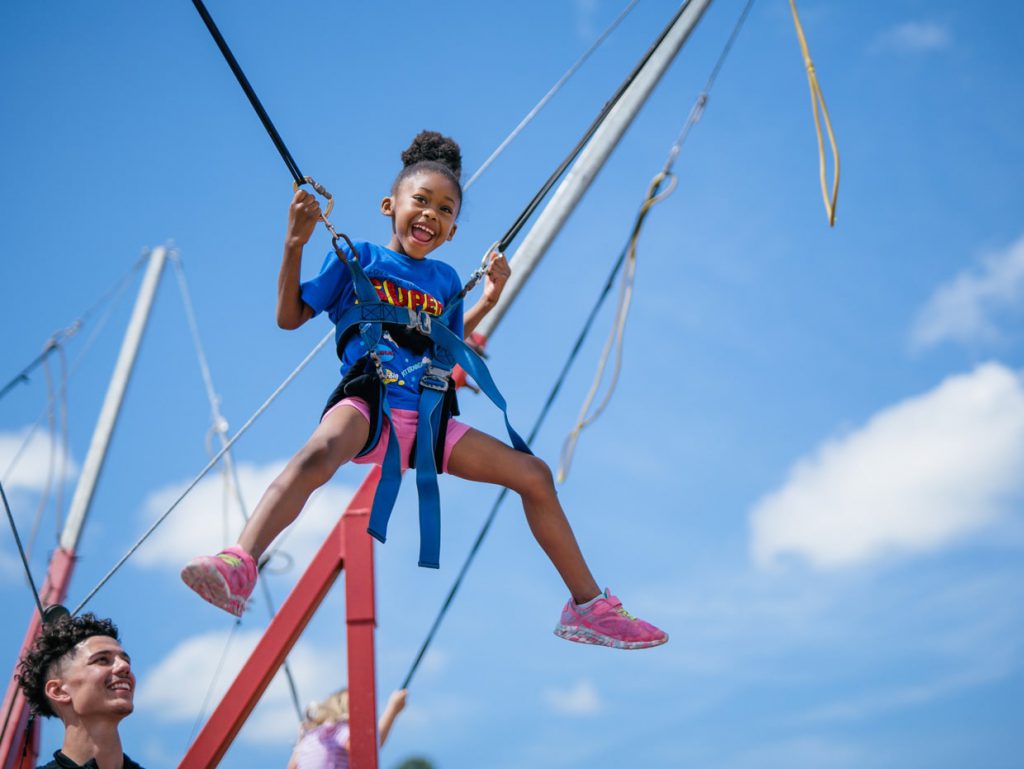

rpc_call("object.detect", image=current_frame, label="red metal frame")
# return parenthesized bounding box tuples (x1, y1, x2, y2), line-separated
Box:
(2, 469, 383, 769)
(177, 467, 381, 769)
(0, 547, 76, 769)
(177, 360, 488, 768)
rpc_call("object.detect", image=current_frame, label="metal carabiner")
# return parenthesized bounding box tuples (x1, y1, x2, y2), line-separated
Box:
(292, 175, 335, 219)
(458, 239, 501, 299)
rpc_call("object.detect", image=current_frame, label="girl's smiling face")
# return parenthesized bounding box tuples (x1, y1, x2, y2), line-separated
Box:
(382, 169, 460, 259)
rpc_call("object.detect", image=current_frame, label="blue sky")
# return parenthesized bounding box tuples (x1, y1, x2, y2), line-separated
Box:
(2, 1, 1023, 768)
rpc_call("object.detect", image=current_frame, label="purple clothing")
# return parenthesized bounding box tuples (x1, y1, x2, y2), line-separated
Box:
(293, 721, 350, 769)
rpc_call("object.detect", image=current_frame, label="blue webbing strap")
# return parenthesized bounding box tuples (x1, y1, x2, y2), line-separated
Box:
(428, 321, 531, 454)
(367, 395, 403, 544)
(331, 242, 405, 541)
(334, 303, 531, 456)
(330, 254, 531, 566)
(414, 378, 447, 568)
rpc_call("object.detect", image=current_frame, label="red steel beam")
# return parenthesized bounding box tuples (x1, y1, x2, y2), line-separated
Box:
(177, 466, 381, 769)
(343, 478, 379, 769)
(0, 548, 76, 769)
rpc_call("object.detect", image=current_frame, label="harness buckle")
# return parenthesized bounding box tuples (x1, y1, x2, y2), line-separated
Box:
(407, 308, 433, 336)
(420, 365, 451, 392)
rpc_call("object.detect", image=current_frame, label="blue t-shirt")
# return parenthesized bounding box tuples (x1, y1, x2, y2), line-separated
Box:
(300, 241, 464, 410)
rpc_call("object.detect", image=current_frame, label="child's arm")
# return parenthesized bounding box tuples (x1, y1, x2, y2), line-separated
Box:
(462, 250, 510, 338)
(377, 689, 407, 747)
(276, 190, 321, 330)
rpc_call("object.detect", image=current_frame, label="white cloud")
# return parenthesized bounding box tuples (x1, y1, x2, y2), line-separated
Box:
(871, 21, 952, 54)
(912, 235, 1024, 349)
(132, 460, 355, 572)
(137, 629, 344, 745)
(750, 363, 1024, 570)
(543, 678, 602, 715)
(0, 426, 78, 491)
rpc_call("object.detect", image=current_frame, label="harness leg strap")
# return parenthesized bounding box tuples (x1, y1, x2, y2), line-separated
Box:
(414, 386, 446, 568)
(367, 398, 403, 544)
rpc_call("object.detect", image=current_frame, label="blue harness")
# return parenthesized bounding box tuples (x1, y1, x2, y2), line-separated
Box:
(330, 238, 530, 568)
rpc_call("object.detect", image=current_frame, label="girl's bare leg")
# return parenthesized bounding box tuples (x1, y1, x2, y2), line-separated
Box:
(238, 405, 369, 558)
(445, 428, 601, 604)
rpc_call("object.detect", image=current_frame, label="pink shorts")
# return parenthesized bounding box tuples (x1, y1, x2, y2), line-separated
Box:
(323, 396, 471, 473)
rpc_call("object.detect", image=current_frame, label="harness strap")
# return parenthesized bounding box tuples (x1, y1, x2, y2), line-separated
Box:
(428, 319, 531, 455)
(413, 369, 450, 568)
(330, 245, 530, 566)
(366, 396, 403, 545)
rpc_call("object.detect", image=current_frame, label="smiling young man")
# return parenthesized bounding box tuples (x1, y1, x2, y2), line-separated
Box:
(16, 613, 144, 769)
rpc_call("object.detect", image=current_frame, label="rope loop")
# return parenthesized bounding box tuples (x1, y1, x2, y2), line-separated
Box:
(557, 166, 677, 483)
(789, 0, 840, 226)
(647, 171, 678, 209)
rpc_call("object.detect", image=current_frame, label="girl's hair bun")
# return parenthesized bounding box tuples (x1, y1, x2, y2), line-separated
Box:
(401, 130, 462, 180)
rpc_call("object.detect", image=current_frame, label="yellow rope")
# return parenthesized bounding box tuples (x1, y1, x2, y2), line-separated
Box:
(789, 0, 840, 226)
(557, 171, 677, 483)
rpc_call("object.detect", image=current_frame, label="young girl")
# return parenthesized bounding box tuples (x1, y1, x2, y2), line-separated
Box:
(182, 131, 667, 650)
(286, 688, 406, 769)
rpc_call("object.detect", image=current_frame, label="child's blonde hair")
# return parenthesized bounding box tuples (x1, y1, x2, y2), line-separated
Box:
(303, 689, 349, 729)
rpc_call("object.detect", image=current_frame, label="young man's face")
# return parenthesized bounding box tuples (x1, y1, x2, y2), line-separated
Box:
(46, 635, 135, 721)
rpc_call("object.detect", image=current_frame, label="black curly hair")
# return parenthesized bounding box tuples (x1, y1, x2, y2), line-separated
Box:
(16, 613, 120, 718)
(392, 130, 463, 207)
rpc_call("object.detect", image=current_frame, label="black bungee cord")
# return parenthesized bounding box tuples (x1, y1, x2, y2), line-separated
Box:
(0, 481, 45, 619)
(191, 0, 697, 261)
(0, 480, 70, 750)
(191, 0, 305, 186)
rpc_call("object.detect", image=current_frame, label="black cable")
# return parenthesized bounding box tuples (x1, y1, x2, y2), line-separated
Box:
(0, 481, 45, 618)
(496, 0, 695, 253)
(190, 0, 692, 257)
(191, 0, 306, 186)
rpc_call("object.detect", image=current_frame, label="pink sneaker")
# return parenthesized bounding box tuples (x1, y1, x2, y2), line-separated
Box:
(181, 545, 257, 617)
(554, 589, 668, 649)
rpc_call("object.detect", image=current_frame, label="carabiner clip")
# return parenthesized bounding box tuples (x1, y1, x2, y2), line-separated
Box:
(293, 175, 335, 218)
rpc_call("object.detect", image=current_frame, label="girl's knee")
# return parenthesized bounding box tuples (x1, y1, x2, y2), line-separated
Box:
(518, 455, 555, 497)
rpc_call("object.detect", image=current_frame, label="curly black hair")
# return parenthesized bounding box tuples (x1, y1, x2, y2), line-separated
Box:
(16, 613, 120, 718)
(392, 130, 463, 205)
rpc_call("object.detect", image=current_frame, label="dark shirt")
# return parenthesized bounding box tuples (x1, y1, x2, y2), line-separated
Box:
(38, 750, 144, 769)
